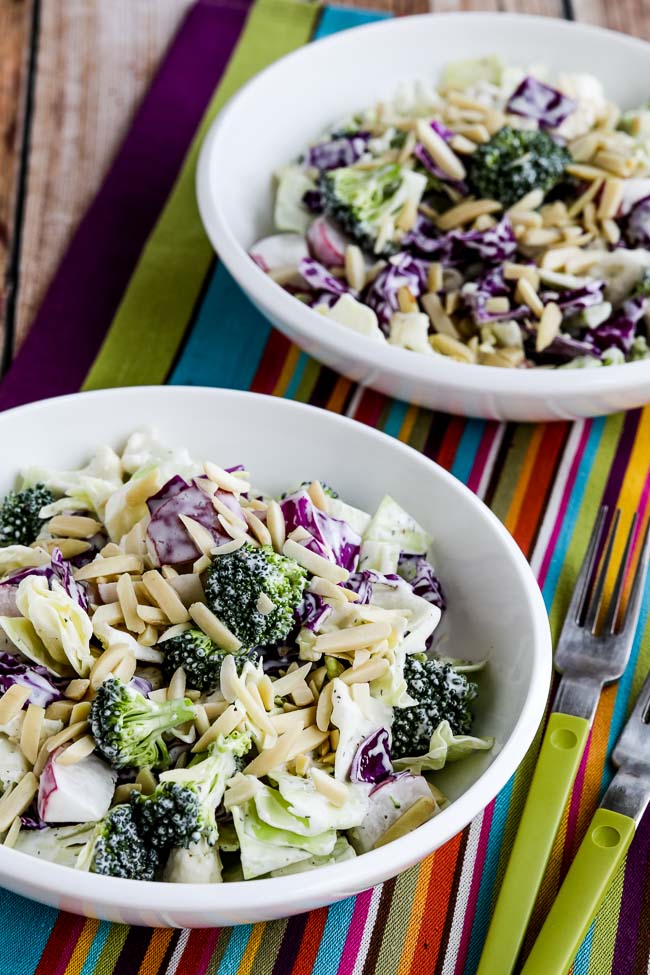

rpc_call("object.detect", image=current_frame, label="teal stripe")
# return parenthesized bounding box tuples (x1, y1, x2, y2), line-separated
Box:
(451, 420, 486, 485)
(170, 265, 271, 389)
(79, 922, 112, 975)
(284, 352, 311, 399)
(382, 398, 409, 438)
(0, 890, 58, 974)
(311, 897, 358, 975)
(574, 922, 596, 975)
(317, 4, 392, 30)
(215, 923, 254, 974)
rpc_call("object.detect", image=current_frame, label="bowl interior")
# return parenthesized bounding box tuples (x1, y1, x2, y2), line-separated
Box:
(0, 387, 550, 922)
(209, 14, 650, 250)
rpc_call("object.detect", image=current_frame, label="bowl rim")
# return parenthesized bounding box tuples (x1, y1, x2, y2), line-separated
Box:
(196, 11, 650, 401)
(0, 386, 552, 920)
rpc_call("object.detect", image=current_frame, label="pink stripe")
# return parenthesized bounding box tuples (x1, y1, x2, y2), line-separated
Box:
(537, 421, 592, 589)
(454, 803, 496, 975)
(335, 887, 374, 974)
(466, 423, 499, 495)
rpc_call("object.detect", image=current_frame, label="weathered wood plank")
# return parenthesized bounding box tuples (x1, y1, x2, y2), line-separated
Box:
(0, 0, 34, 368)
(572, 0, 650, 40)
(501, 0, 565, 17)
(13, 0, 194, 351)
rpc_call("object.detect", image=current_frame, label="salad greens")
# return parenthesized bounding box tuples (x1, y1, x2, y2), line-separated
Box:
(0, 431, 491, 883)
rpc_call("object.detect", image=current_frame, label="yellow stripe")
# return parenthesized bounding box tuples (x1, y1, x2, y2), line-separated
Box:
(62, 919, 100, 975)
(236, 923, 266, 975)
(398, 404, 419, 444)
(326, 376, 351, 414)
(273, 344, 301, 397)
(137, 929, 175, 975)
(396, 852, 436, 975)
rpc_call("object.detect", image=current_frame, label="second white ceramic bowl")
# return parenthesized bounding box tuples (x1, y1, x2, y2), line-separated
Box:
(197, 13, 650, 422)
(0, 386, 550, 925)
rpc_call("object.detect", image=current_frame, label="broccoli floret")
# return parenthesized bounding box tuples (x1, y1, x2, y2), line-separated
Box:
(161, 629, 258, 692)
(81, 804, 159, 880)
(468, 126, 570, 208)
(631, 268, 650, 298)
(204, 544, 307, 649)
(391, 654, 477, 759)
(132, 729, 252, 851)
(322, 163, 424, 255)
(90, 677, 195, 769)
(0, 484, 54, 547)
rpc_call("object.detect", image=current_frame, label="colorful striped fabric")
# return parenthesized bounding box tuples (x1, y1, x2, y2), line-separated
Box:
(0, 1, 648, 972)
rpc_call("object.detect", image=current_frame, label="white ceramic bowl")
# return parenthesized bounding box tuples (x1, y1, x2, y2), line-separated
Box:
(197, 13, 650, 422)
(0, 387, 550, 926)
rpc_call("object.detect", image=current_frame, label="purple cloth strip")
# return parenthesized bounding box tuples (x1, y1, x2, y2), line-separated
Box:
(0, 0, 252, 412)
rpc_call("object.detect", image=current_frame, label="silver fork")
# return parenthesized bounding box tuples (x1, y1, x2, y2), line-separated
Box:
(477, 508, 650, 975)
(522, 524, 650, 974)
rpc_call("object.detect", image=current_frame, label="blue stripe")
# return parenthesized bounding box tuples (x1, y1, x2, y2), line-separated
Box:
(284, 352, 311, 400)
(311, 897, 358, 975)
(317, 4, 392, 32)
(0, 890, 58, 975)
(382, 398, 409, 438)
(216, 923, 254, 974)
(79, 922, 113, 975)
(451, 420, 486, 486)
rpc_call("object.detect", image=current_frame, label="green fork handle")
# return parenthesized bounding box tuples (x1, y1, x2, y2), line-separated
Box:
(476, 711, 591, 975)
(520, 807, 636, 974)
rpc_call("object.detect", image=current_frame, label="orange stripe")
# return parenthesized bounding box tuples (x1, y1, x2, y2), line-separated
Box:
(273, 343, 301, 397)
(326, 376, 351, 414)
(291, 908, 329, 975)
(408, 832, 464, 972)
(504, 425, 546, 535)
(513, 424, 567, 557)
(136, 929, 175, 975)
(398, 404, 419, 445)
(236, 923, 265, 975)
(62, 919, 101, 975)
(396, 853, 437, 975)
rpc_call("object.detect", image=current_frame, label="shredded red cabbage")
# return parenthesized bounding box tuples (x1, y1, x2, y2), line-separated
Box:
(299, 257, 351, 296)
(397, 553, 446, 611)
(506, 76, 576, 129)
(280, 490, 361, 572)
(293, 591, 332, 632)
(306, 132, 371, 171)
(146, 482, 231, 566)
(350, 728, 393, 784)
(364, 253, 429, 327)
(0, 651, 66, 708)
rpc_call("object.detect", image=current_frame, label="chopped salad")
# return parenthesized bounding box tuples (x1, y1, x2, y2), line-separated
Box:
(251, 56, 650, 369)
(0, 431, 491, 883)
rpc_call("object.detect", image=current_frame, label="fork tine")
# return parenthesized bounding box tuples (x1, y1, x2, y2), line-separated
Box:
(563, 506, 608, 628)
(617, 517, 650, 640)
(602, 512, 638, 635)
(584, 508, 620, 634)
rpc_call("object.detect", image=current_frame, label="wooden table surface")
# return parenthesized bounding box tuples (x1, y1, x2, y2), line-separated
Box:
(0, 0, 647, 380)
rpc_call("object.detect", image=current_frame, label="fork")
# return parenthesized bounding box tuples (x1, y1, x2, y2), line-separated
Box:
(477, 507, 650, 975)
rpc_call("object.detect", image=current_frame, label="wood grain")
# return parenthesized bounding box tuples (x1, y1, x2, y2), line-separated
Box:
(572, 0, 650, 40)
(13, 0, 194, 351)
(0, 0, 34, 367)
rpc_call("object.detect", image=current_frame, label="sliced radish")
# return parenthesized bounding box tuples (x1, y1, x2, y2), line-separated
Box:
(38, 747, 117, 824)
(306, 217, 348, 268)
(249, 233, 309, 272)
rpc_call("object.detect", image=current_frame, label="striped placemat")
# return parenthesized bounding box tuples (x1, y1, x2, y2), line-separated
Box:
(0, 2, 648, 973)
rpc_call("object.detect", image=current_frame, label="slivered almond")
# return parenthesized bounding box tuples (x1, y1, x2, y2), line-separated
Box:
(601, 219, 621, 245)
(594, 150, 634, 178)
(204, 461, 250, 495)
(224, 772, 259, 808)
(141, 570, 191, 625)
(158, 622, 192, 643)
(597, 178, 624, 220)
(373, 796, 436, 848)
(420, 292, 459, 339)
(113, 783, 142, 805)
(397, 128, 417, 163)
(56, 735, 96, 766)
(3, 816, 21, 848)
(0, 773, 38, 831)
(567, 163, 611, 182)
(20, 704, 44, 764)
(415, 119, 466, 180)
(212, 537, 247, 556)
(44, 701, 74, 722)
(427, 262, 443, 293)
(271, 707, 316, 733)
(344, 245, 367, 291)
(116, 573, 145, 634)
(92, 603, 124, 628)
(340, 657, 390, 684)
(74, 554, 142, 582)
(65, 678, 90, 701)
(309, 577, 347, 605)
(136, 605, 167, 626)
(193, 555, 212, 574)
(397, 286, 418, 313)
(288, 526, 311, 544)
(396, 198, 418, 232)
(258, 675, 275, 711)
(217, 514, 249, 542)
(122, 518, 148, 558)
(194, 704, 210, 736)
(244, 726, 302, 776)
(539, 246, 584, 272)
(437, 198, 501, 231)
(89, 646, 129, 689)
(429, 332, 474, 362)
(290, 681, 314, 707)
(515, 277, 544, 318)
(306, 481, 328, 512)
(0, 685, 31, 724)
(189, 602, 241, 651)
(39, 539, 91, 559)
(536, 302, 562, 352)
(48, 515, 102, 539)
(485, 297, 510, 315)
(294, 753, 312, 776)
(70, 701, 91, 724)
(270, 663, 313, 698)
(192, 703, 244, 751)
(567, 177, 604, 218)
(243, 509, 272, 547)
(453, 122, 490, 144)
(266, 500, 286, 553)
(315, 621, 391, 655)
(282, 539, 349, 584)
(311, 767, 348, 806)
(125, 469, 160, 507)
(316, 680, 335, 732)
(256, 592, 275, 615)
(168, 667, 187, 701)
(449, 134, 477, 155)
(508, 189, 544, 213)
(179, 515, 215, 557)
(45, 720, 89, 754)
(136, 768, 157, 795)
(353, 649, 371, 669)
(503, 263, 540, 290)
(522, 228, 562, 248)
